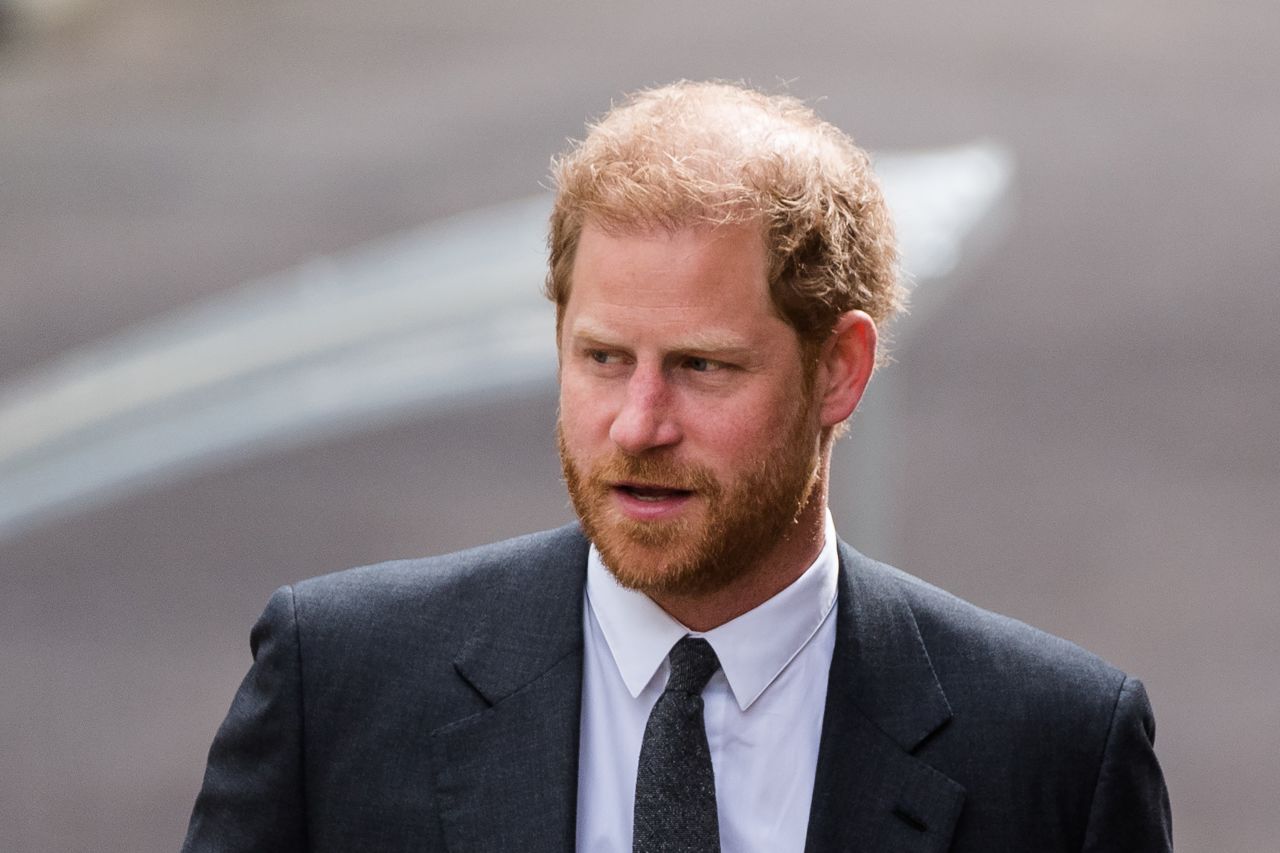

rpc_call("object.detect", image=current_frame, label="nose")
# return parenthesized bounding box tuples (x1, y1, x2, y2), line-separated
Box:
(609, 366, 682, 454)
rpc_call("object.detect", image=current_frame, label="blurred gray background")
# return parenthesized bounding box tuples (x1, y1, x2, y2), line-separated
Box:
(2, 1, 1277, 851)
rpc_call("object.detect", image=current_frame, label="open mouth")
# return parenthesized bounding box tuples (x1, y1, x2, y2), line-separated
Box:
(615, 483, 694, 502)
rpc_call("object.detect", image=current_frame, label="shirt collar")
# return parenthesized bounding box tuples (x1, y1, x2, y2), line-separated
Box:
(585, 511, 840, 711)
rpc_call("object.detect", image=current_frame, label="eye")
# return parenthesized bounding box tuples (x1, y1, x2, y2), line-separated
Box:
(585, 348, 628, 369)
(684, 356, 723, 372)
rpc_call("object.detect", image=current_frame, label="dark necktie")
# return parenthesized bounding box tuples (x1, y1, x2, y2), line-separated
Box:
(633, 636, 723, 853)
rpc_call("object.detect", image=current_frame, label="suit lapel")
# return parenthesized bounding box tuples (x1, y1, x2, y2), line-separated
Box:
(425, 528, 965, 851)
(430, 526, 589, 853)
(805, 543, 966, 853)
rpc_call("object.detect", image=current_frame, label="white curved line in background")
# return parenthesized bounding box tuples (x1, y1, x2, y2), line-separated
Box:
(0, 143, 1013, 540)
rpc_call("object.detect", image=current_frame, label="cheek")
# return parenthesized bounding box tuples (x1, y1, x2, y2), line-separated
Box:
(558, 381, 612, 445)
(682, 405, 769, 460)
(692, 390, 806, 456)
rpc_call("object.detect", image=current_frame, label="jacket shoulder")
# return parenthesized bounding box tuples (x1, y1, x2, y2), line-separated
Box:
(284, 523, 588, 656)
(294, 523, 586, 605)
(841, 552, 1170, 850)
(871, 555, 1126, 701)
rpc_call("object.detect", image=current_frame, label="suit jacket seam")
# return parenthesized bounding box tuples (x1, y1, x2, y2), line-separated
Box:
(1079, 673, 1128, 852)
(287, 583, 312, 850)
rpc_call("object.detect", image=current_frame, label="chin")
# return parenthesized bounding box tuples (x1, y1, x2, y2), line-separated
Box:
(593, 521, 743, 598)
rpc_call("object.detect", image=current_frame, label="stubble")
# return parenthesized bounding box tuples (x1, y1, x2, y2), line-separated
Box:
(558, 398, 821, 597)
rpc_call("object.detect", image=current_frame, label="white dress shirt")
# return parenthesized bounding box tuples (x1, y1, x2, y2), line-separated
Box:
(575, 513, 840, 852)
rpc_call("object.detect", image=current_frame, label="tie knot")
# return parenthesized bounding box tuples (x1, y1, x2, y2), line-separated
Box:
(665, 637, 721, 695)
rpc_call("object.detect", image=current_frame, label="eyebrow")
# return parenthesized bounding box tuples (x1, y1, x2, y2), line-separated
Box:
(569, 323, 753, 356)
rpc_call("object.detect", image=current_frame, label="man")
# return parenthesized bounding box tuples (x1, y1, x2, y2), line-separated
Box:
(183, 82, 1172, 852)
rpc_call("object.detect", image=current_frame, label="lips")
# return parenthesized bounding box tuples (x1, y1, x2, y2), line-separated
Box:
(615, 482, 694, 501)
(610, 481, 696, 520)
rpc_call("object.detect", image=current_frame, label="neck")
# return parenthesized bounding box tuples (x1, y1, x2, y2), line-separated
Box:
(647, 484, 830, 632)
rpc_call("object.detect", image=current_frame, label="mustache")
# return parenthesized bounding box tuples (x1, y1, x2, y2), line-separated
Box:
(555, 421, 722, 497)
(588, 454, 720, 494)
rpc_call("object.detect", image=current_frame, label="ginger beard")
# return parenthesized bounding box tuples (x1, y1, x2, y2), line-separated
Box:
(558, 390, 824, 598)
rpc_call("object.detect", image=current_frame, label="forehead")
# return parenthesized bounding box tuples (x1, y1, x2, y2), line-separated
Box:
(563, 221, 778, 335)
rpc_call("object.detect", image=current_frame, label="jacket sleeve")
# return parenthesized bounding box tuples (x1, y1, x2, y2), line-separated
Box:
(182, 586, 308, 852)
(1081, 676, 1173, 852)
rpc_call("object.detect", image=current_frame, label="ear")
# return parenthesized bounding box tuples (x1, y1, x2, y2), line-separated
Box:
(817, 310, 877, 429)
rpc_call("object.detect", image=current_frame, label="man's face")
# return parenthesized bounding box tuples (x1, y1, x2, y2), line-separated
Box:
(557, 221, 825, 597)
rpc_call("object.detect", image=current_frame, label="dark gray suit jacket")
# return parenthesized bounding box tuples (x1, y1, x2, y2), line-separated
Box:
(183, 524, 1172, 851)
